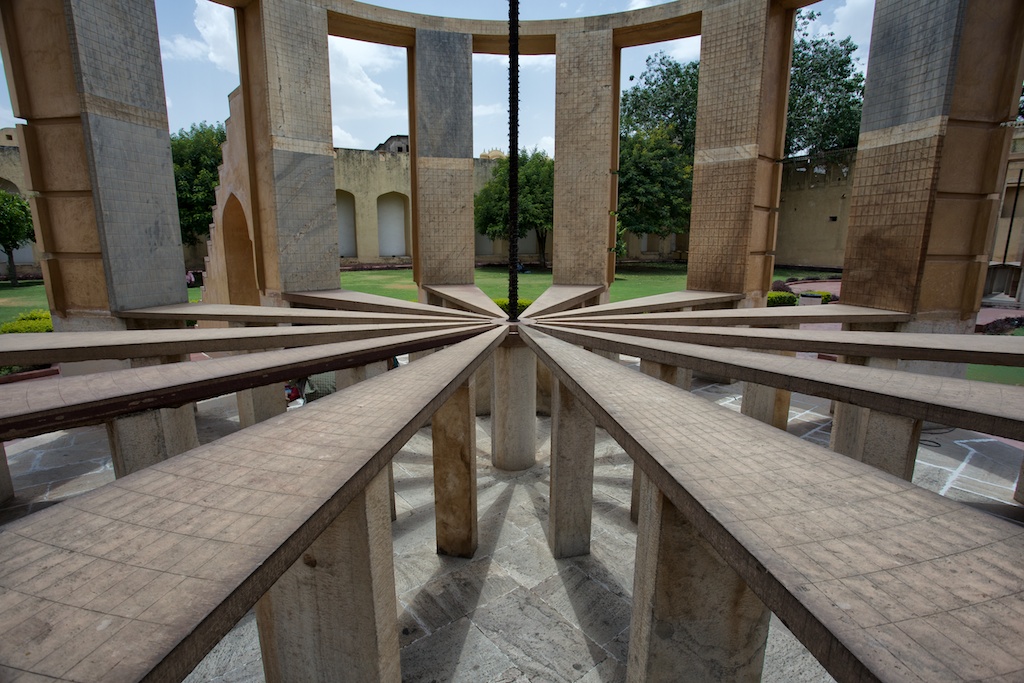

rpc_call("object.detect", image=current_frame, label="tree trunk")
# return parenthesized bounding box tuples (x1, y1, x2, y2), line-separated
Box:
(6, 249, 17, 287)
(536, 230, 548, 270)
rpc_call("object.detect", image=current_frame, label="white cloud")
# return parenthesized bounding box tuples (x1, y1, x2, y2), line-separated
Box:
(333, 125, 361, 148)
(160, 1, 237, 74)
(666, 36, 701, 64)
(474, 103, 506, 117)
(328, 37, 406, 121)
(628, 0, 656, 9)
(536, 135, 555, 157)
(473, 53, 556, 72)
(818, 0, 875, 70)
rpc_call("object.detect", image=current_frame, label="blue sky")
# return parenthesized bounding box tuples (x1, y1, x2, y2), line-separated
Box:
(0, 0, 875, 157)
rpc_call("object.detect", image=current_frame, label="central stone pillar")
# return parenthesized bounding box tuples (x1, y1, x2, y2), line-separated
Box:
(491, 333, 537, 471)
(257, 469, 399, 682)
(629, 472, 769, 683)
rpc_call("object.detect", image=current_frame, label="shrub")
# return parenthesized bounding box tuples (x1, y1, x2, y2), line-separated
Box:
(801, 290, 837, 304)
(979, 316, 1024, 335)
(1, 309, 53, 334)
(767, 291, 798, 307)
(493, 298, 534, 314)
(770, 280, 793, 293)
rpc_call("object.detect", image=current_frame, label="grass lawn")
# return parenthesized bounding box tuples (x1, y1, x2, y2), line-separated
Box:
(0, 281, 49, 323)
(967, 327, 1024, 386)
(338, 263, 839, 303)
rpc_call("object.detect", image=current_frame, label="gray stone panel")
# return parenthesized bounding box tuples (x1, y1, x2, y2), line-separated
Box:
(272, 148, 339, 292)
(84, 114, 186, 311)
(860, 0, 964, 132)
(414, 30, 473, 159)
(66, 0, 167, 116)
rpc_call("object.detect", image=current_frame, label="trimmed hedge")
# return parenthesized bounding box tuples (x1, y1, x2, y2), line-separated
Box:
(1, 309, 53, 334)
(493, 298, 535, 315)
(767, 291, 798, 307)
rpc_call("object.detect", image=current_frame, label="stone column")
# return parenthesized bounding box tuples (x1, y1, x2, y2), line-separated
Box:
(237, 384, 287, 429)
(491, 334, 537, 471)
(0, 0, 188, 328)
(548, 379, 596, 558)
(411, 29, 475, 289)
(432, 379, 477, 557)
(628, 471, 769, 683)
(235, 0, 338, 299)
(257, 469, 399, 682)
(842, 0, 1024, 324)
(553, 29, 616, 290)
(686, 0, 795, 305)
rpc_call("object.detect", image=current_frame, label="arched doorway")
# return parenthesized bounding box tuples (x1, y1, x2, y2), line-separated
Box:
(222, 194, 261, 306)
(337, 190, 357, 258)
(377, 192, 408, 257)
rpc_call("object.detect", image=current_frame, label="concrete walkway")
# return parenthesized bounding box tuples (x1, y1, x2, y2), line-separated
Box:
(1, 352, 1021, 682)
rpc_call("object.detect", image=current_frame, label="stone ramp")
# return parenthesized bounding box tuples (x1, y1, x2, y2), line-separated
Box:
(522, 326, 1024, 683)
(518, 284, 605, 318)
(0, 325, 494, 441)
(119, 302, 470, 326)
(542, 322, 1024, 366)
(0, 328, 506, 683)
(0, 322, 477, 366)
(282, 288, 487, 319)
(421, 284, 507, 317)
(534, 324, 1024, 442)
(538, 302, 911, 326)
(532, 289, 742, 318)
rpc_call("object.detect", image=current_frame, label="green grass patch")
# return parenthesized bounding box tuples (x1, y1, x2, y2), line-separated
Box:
(609, 262, 687, 302)
(0, 281, 48, 323)
(966, 364, 1024, 386)
(188, 288, 203, 303)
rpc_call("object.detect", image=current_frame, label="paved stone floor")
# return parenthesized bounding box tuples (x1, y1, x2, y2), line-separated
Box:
(2, 358, 1022, 682)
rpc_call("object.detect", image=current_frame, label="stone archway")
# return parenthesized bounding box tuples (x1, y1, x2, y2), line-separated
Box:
(338, 190, 357, 258)
(222, 194, 260, 306)
(377, 192, 408, 257)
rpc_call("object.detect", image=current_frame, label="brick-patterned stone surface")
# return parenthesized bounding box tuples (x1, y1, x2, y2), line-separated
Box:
(523, 326, 1024, 683)
(553, 30, 615, 287)
(0, 328, 505, 682)
(413, 30, 475, 286)
(416, 158, 476, 285)
(687, 0, 788, 300)
(842, 137, 941, 312)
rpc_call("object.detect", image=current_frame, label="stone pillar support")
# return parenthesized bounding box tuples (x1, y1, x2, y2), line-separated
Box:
(336, 360, 388, 391)
(257, 469, 400, 682)
(1, 444, 13, 505)
(432, 379, 477, 557)
(548, 379, 596, 559)
(106, 405, 200, 478)
(632, 360, 691, 522)
(491, 334, 537, 470)
(628, 471, 770, 683)
(237, 384, 287, 429)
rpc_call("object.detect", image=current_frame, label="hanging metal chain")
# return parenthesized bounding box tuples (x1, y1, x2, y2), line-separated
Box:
(507, 0, 520, 321)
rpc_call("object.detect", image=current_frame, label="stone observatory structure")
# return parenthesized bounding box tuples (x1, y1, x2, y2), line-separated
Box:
(0, 1, 1022, 682)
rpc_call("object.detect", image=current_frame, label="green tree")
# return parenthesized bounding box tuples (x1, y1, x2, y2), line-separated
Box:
(785, 11, 865, 155)
(620, 53, 699, 156)
(171, 122, 226, 246)
(474, 148, 554, 269)
(616, 126, 693, 239)
(0, 190, 34, 287)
